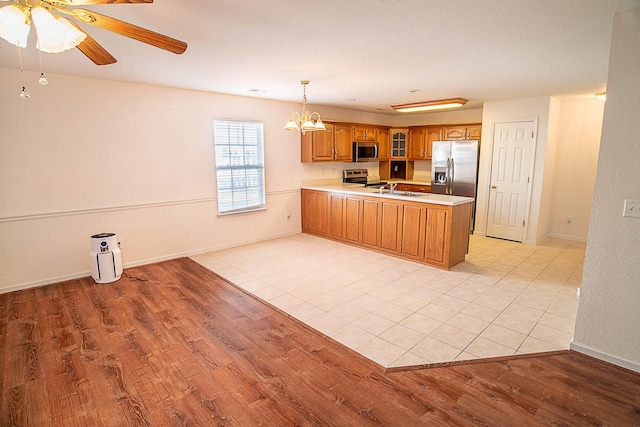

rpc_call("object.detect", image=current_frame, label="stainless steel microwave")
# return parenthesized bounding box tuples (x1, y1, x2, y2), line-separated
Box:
(353, 141, 379, 162)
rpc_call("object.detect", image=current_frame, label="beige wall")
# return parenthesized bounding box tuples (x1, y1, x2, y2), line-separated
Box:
(572, 7, 640, 372)
(548, 99, 604, 241)
(0, 68, 386, 292)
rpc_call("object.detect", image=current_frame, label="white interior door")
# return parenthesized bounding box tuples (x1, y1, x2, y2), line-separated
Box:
(486, 121, 535, 242)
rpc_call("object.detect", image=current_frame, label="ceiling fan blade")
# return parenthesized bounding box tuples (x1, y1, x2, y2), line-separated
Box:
(64, 18, 117, 65)
(70, 8, 187, 54)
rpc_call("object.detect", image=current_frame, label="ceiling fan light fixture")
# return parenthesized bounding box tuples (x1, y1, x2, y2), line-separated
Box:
(32, 7, 86, 53)
(391, 97, 468, 113)
(0, 5, 30, 48)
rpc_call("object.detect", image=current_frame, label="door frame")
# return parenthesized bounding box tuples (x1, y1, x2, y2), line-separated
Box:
(484, 118, 538, 243)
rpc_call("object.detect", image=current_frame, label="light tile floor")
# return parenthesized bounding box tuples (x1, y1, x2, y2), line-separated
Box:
(191, 233, 583, 368)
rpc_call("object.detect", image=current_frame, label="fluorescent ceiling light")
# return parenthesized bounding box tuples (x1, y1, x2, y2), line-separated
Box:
(392, 97, 468, 113)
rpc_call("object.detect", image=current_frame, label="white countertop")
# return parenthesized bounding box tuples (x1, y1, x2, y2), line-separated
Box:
(301, 183, 474, 206)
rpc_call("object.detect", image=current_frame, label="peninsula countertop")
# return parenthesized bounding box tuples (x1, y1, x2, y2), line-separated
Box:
(300, 183, 474, 206)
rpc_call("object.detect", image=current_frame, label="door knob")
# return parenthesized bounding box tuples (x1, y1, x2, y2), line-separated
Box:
(491, 185, 497, 189)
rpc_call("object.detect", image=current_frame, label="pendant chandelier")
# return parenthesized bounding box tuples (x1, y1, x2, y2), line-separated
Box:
(284, 80, 327, 134)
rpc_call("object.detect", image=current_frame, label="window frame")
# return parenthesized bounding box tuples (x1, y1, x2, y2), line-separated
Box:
(213, 119, 266, 216)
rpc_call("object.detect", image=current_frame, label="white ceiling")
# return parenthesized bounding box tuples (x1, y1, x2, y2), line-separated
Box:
(2, 0, 639, 114)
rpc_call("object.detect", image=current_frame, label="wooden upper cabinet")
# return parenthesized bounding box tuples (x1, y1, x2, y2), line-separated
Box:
(301, 121, 480, 162)
(377, 127, 390, 160)
(409, 126, 441, 160)
(353, 126, 377, 141)
(301, 123, 352, 162)
(425, 126, 441, 159)
(309, 123, 334, 161)
(408, 127, 425, 160)
(466, 125, 482, 140)
(333, 123, 353, 161)
(443, 124, 482, 140)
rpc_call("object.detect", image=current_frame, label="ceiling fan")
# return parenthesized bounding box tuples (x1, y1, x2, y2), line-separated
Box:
(0, 0, 187, 65)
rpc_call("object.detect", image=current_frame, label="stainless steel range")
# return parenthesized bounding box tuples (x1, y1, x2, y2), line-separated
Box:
(343, 169, 387, 187)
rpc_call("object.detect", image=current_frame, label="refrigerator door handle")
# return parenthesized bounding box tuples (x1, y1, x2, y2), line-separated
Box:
(446, 157, 453, 195)
(445, 158, 449, 194)
(449, 158, 454, 195)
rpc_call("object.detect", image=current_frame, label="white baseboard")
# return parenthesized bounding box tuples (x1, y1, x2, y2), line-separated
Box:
(0, 271, 94, 294)
(570, 340, 640, 373)
(547, 232, 588, 243)
(0, 230, 301, 294)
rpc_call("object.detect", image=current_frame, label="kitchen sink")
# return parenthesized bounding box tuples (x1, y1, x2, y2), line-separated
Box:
(376, 189, 428, 197)
(394, 191, 427, 197)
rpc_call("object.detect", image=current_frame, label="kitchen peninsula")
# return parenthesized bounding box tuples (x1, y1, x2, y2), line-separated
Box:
(301, 184, 474, 269)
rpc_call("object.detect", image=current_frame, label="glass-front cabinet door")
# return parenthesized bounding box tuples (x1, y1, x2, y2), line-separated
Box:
(390, 128, 408, 158)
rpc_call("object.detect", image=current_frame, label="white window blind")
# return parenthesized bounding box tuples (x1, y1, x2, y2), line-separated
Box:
(213, 120, 265, 214)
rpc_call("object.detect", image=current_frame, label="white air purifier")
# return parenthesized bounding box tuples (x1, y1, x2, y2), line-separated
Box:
(90, 232, 122, 284)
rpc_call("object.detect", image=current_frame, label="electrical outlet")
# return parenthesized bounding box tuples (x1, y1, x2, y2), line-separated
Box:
(623, 199, 640, 218)
(286, 211, 291, 220)
(567, 216, 573, 223)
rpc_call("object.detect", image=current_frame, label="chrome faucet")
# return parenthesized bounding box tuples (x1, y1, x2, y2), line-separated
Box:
(389, 183, 397, 193)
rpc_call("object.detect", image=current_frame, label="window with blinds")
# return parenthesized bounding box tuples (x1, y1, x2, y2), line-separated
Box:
(213, 120, 265, 214)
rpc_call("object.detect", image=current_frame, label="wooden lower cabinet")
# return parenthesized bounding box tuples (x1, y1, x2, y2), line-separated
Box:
(400, 204, 425, 259)
(425, 207, 448, 263)
(344, 197, 363, 243)
(329, 194, 345, 239)
(380, 201, 402, 252)
(362, 199, 380, 248)
(301, 189, 472, 269)
(302, 190, 328, 235)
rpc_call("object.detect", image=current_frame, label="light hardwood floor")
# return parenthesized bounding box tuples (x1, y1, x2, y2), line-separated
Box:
(1, 257, 639, 426)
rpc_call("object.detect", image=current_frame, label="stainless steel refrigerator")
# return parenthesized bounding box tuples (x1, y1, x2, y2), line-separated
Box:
(431, 140, 479, 230)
